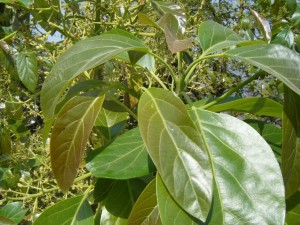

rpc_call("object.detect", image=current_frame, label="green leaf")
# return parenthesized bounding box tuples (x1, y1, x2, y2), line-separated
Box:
(189, 108, 285, 224)
(156, 175, 201, 225)
(151, 1, 186, 34)
(137, 13, 159, 28)
(204, 97, 283, 118)
(0, 215, 15, 225)
(198, 20, 246, 55)
(225, 44, 300, 96)
(32, 195, 93, 225)
(100, 207, 127, 225)
(41, 29, 149, 121)
(0, 42, 18, 80)
(93, 178, 115, 203)
(86, 128, 156, 179)
(286, 191, 300, 224)
(51, 91, 105, 192)
(127, 178, 162, 225)
(0, 202, 28, 224)
(15, 50, 38, 92)
(245, 119, 282, 162)
(251, 9, 272, 43)
(272, 28, 294, 48)
(138, 88, 213, 222)
(282, 86, 300, 198)
(0, 125, 11, 155)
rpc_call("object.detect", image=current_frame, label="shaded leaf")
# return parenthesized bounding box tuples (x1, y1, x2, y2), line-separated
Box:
(189, 108, 285, 224)
(251, 9, 272, 43)
(0, 42, 18, 80)
(138, 88, 213, 221)
(41, 29, 149, 120)
(136, 53, 155, 73)
(282, 86, 300, 198)
(32, 195, 93, 225)
(198, 20, 246, 55)
(86, 128, 156, 179)
(51, 91, 105, 192)
(272, 28, 294, 48)
(156, 175, 201, 225)
(286, 191, 300, 224)
(225, 44, 300, 96)
(0, 202, 27, 224)
(127, 178, 161, 225)
(0, 125, 11, 155)
(204, 97, 283, 118)
(94, 178, 115, 203)
(16, 50, 38, 92)
(0, 215, 15, 225)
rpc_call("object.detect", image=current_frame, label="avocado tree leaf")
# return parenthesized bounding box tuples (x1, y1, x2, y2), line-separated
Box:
(250, 9, 272, 43)
(16, 50, 38, 93)
(0, 202, 28, 224)
(138, 88, 213, 222)
(51, 91, 105, 192)
(189, 108, 285, 224)
(0, 215, 15, 225)
(286, 191, 300, 224)
(204, 97, 283, 118)
(41, 29, 149, 121)
(32, 195, 93, 225)
(272, 28, 294, 48)
(225, 44, 300, 96)
(127, 178, 161, 225)
(86, 128, 156, 179)
(198, 20, 246, 56)
(282, 86, 300, 198)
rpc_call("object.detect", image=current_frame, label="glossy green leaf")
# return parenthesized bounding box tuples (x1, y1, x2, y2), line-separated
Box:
(225, 44, 300, 96)
(156, 175, 201, 225)
(198, 20, 246, 55)
(41, 29, 149, 120)
(286, 191, 300, 224)
(204, 97, 283, 118)
(0, 215, 15, 225)
(0, 202, 27, 224)
(86, 128, 156, 179)
(127, 178, 161, 225)
(93, 178, 115, 203)
(189, 108, 285, 224)
(282, 87, 300, 198)
(100, 179, 147, 225)
(245, 119, 282, 162)
(272, 28, 294, 48)
(51, 91, 105, 192)
(151, 1, 186, 34)
(138, 88, 213, 222)
(136, 54, 155, 73)
(251, 9, 272, 43)
(33, 195, 93, 225)
(16, 50, 38, 92)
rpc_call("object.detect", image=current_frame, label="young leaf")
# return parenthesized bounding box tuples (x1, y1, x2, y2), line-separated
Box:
(32, 195, 93, 225)
(16, 50, 38, 93)
(127, 179, 161, 225)
(51, 91, 105, 192)
(203, 97, 283, 118)
(41, 29, 149, 120)
(251, 9, 272, 43)
(0, 202, 28, 224)
(86, 128, 156, 179)
(198, 20, 246, 55)
(138, 88, 213, 222)
(189, 108, 285, 224)
(225, 44, 300, 96)
(282, 86, 300, 198)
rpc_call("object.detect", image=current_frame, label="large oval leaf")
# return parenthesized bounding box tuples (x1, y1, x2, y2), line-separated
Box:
(41, 29, 149, 120)
(225, 44, 300, 96)
(86, 128, 156, 179)
(189, 108, 285, 224)
(282, 86, 300, 198)
(138, 88, 213, 222)
(51, 91, 105, 192)
(32, 195, 93, 225)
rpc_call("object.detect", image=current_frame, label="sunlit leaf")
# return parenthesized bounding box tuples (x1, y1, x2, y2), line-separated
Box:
(51, 91, 105, 192)
(198, 20, 246, 55)
(0, 202, 27, 224)
(32, 195, 93, 225)
(225, 44, 300, 96)
(86, 128, 156, 179)
(203, 97, 283, 118)
(138, 88, 213, 222)
(272, 28, 294, 48)
(251, 9, 272, 43)
(41, 29, 149, 120)
(100, 207, 127, 225)
(127, 178, 161, 225)
(282, 86, 300, 198)
(286, 191, 300, 224)
(189, 108, 285, 224)
(137, 13, 159, 28)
